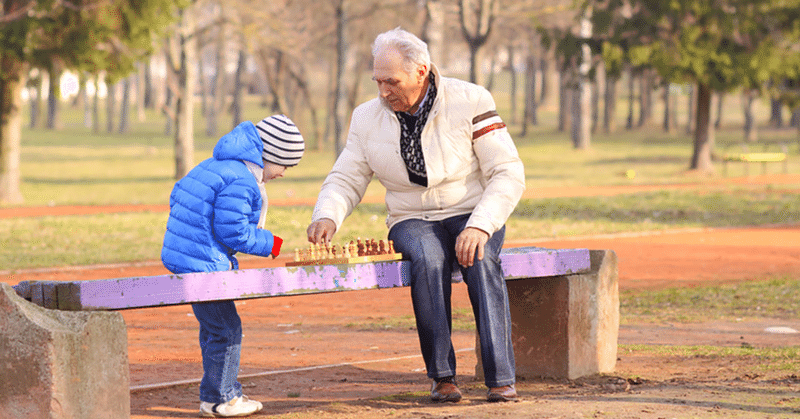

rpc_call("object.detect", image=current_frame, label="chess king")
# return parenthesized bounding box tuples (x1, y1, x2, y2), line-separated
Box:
(306, 28, 525, 403)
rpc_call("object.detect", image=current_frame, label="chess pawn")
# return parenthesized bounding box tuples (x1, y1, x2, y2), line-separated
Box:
(378, 240, 386, 255)
(388, 240, 395, 254)
(308, 244, 316, 260)
(294, 248, 300, 262)
(343, 244, 351, 258)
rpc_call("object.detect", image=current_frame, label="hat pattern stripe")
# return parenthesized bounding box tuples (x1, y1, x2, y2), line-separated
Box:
(257, 114, 305, 166)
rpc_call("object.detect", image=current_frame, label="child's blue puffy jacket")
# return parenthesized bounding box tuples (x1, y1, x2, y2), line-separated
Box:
(161, 121, 275, 274)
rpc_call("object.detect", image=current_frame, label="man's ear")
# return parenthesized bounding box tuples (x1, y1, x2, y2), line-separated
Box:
(417, 65, 428, 82)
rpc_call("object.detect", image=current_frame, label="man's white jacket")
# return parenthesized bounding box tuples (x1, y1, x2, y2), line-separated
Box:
(312, 65, 526, 236)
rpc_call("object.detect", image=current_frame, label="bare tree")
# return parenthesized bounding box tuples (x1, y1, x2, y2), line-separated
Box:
(459, 0, 496, 86)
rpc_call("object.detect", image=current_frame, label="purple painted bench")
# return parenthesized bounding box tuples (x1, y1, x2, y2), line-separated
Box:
(13, 246, 590, 311)
(8, 245, 619, 383)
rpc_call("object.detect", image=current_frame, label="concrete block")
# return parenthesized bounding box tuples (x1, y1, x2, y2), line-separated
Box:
(0, 283, 130, 419)
(476, 249, 619, 380)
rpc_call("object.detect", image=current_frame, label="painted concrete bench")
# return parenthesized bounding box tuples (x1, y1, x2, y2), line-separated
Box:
(1, 246, 618, 418)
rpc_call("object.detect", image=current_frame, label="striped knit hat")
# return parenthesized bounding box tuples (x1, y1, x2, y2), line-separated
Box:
(256, 115, 305, 167)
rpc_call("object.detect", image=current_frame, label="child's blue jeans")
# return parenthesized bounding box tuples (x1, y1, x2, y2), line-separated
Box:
(192, 300, 244, 403)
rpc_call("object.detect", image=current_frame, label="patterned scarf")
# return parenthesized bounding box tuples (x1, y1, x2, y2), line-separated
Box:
(396, 72, 437, 187)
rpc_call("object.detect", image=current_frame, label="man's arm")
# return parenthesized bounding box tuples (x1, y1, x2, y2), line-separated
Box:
(308, 115, 374, 242)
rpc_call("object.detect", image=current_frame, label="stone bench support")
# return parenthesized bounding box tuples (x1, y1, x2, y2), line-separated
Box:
(476, 250, 619, 380)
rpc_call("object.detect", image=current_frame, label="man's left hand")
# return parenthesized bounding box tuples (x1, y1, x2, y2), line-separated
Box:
(455, 227, 490, 267)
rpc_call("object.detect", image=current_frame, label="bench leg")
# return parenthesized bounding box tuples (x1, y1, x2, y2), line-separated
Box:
(476, 250, 619, 380)
(0, 283, 130, 419)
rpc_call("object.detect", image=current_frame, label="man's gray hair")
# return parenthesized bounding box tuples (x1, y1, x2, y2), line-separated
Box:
(372, 28, 431, 76)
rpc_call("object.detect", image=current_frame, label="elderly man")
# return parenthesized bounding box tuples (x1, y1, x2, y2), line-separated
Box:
(307, 28, 525, 403)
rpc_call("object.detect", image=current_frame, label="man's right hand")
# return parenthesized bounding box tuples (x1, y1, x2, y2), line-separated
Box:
(307, 218, 337, 244)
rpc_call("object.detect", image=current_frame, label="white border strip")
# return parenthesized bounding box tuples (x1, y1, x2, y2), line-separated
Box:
(130, 347, 475, 393)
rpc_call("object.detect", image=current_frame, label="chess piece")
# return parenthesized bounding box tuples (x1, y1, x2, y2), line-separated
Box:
(294, 248, 300, 262)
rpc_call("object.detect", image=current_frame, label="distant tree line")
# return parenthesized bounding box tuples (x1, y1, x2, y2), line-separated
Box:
(2, 0, 800, 204)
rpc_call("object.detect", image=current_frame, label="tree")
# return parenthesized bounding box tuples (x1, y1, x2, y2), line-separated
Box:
(0, 0, 182, 204)
(590, 0, 800, 173)
(459, 0, 497, 86)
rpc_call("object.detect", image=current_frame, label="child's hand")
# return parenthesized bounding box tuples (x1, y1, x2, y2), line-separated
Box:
(271, 236, 283, 259)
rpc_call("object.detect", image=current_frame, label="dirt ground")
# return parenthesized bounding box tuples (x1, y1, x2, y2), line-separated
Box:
(3, 175, 800, 418)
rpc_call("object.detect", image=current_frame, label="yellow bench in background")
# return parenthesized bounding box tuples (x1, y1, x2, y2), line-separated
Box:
(722, 142, 788, 176)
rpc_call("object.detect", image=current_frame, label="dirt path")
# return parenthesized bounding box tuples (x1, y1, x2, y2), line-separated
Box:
(3, 176, 800, 418)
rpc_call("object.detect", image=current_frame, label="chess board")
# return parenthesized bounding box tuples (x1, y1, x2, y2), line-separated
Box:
(285, 252, 403, 267)
(285, 238, 403, 267)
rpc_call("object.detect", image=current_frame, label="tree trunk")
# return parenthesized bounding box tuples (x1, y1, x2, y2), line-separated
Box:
(572, 9, 592, 150)
(521, 54, 538, 136)
(28, 74, 42, 129)
(230, 49, 246, 129)
(420, 0, 444, 66)
(92, 75, 101, 134)
(174, 7, 197, 179)
(207, 15, 227, 138)
(689, 82, 714, 172)
(0, 55, 25, 204)
(106, 78, 116, 133)
(769, 98, 783, 127)
(604, 75, 617, 133)
(714, 92, 724, 129)
(625, 68, 635, 129)
(143, 59, 154, 109)
(459, 0, 495, 87)
(82, 73, 91, 129)
(46, 66, 62, 130)
(135, 63, 146, 122)
(743, 89, 757, 142)
(663, 83, 672, 133)
(540, 54, 557, 108)
(119, 76, 131, 133)
(507, 45, 517, 124)
(686, 84, 696, 134)
(637, 69, 652, 127)
(333, 0, 347, 156)
(558, 70, 571, 132)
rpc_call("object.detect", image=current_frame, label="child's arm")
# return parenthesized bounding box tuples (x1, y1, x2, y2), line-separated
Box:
(213, 179, 276, 257)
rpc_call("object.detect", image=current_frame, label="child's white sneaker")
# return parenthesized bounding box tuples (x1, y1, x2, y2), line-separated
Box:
(199, 395, 263, 417)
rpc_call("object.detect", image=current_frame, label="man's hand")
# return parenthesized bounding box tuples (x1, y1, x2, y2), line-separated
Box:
(455, 227, 490, 267)
(307, 218, 337, 244)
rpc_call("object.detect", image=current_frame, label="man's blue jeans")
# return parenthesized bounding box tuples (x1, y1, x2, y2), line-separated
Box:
(389, 214, 516, 387)
(192, 301, 244, 403)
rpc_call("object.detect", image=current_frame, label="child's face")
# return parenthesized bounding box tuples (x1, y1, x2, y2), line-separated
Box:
(262, 161, 287, 182)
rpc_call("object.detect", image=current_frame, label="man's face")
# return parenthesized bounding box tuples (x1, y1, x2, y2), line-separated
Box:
(373, 48, 427, 113)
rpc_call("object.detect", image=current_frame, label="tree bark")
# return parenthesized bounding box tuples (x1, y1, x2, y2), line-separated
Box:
(0, 53, 25, 204)
(769, 97, 783, 127)
(27, 74, 42, 129)
(521, 54, 538, 136)
(507, 44, 517, 124)
(604, 75, 617, 133)
(106, 78, 116, 133)
(420, 0, 444, 66)
(689, 82, 714, 172)
(332, 0, 347, 156)
(46, 66, 62, 130)
(174, 7, 196, 179)
(743, 89, 757, 142)
(230, 49, 245, 129)
(119, 76, 131, 133)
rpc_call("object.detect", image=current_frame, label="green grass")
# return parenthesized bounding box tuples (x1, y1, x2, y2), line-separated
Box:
(620, 344, 800, 374)
(621, 277, 800, 323)
(4, 92, 800, 272)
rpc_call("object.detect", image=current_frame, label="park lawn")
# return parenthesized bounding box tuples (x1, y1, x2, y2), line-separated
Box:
(4, 93, 800, 271)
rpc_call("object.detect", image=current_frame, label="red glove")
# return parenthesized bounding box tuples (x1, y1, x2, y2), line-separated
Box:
(271, 236, 283, 259)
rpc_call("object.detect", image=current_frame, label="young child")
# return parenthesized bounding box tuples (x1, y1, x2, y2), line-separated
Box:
(161, 114, 304, 417)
